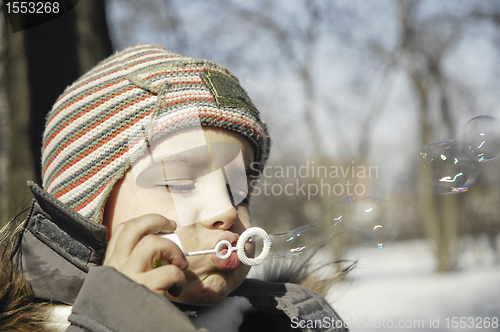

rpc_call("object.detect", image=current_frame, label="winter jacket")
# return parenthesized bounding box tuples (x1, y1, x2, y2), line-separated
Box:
(8, 181, 348, 332)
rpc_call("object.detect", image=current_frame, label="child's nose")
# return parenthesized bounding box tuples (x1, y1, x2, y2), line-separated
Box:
(200, 206, 238, 230)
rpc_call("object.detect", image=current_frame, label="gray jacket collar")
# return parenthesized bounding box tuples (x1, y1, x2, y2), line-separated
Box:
(12, 181, 107, 304)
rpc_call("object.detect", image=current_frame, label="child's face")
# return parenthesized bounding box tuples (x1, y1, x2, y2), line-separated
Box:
(103, 127, 255, 305)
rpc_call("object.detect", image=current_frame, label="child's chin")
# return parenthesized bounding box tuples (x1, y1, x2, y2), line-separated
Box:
(172, 272, 247, 305)
(172, 288, 230, 306)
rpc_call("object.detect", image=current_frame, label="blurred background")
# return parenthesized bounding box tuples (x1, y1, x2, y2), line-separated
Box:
(1, 0, 500, 330)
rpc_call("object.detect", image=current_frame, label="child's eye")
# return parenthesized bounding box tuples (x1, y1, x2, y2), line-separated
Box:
(158, 180, 195, 193)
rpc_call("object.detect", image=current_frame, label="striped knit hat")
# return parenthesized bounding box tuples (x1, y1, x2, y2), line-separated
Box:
(41, 44, 270, 223)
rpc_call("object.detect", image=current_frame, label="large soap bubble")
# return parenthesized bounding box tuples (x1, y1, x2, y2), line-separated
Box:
(464, 115, 500, 162)
(420, 139, 479, 194)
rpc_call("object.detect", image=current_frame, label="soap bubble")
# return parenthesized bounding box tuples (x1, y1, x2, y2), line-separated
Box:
(266, 195, 398, 257)
(464, 115, 500, 162)
(420, 139, 479, 194)
(336, 196, 398, 248)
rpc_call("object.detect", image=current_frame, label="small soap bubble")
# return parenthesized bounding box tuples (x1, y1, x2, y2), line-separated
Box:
(268, 196, 398, 256)
(464, 115, 500, 162)
(334, 196, 398, 248)
(420, 139, 478, 194)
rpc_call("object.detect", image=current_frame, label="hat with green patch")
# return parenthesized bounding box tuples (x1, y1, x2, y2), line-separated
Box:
(41, 44, 270, 223)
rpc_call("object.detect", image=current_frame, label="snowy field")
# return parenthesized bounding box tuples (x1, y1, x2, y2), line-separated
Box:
(327, 237, 500, 331)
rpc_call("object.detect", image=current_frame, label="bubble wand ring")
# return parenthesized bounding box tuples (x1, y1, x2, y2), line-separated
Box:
(236, 227, 272, 266)
(161, 227, 272, 266)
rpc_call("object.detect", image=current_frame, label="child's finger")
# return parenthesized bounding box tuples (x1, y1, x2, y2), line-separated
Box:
(138, 265, 187, 297)
(105, 214, 176, 264)
(128, 234, 188, 272)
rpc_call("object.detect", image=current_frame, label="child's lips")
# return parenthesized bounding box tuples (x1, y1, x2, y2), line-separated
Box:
(211, 233, 241, 271)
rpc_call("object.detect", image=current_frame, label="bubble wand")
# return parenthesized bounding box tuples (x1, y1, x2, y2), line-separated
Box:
(161, 227, 272, 266)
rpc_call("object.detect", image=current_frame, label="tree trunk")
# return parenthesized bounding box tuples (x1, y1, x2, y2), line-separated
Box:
(5, 23, 34, 223)
(0, 12, 14, 224)
(396, 0, 459, 273)
(1, 0, 113, 226)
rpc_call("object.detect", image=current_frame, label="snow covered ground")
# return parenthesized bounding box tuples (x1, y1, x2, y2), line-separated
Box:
(327, 237, 500, 331)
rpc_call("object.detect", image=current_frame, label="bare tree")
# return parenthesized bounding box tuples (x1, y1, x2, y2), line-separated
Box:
(1, 0, 113, 226)
(0, 10, 11, 223)
(3, 14, 34, 224)
(390, 0, 469, 272)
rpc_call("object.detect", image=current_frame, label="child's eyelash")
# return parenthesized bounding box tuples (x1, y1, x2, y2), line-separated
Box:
(156, 182, 250, 203)
(156, 180, 195, 193)
(165, 184, 194, 193)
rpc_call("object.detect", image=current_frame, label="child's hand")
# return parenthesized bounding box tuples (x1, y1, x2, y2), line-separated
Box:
(103, 214, 189, 297)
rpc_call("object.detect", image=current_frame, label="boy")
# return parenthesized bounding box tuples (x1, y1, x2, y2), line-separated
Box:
(4, 44, 347, 331)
